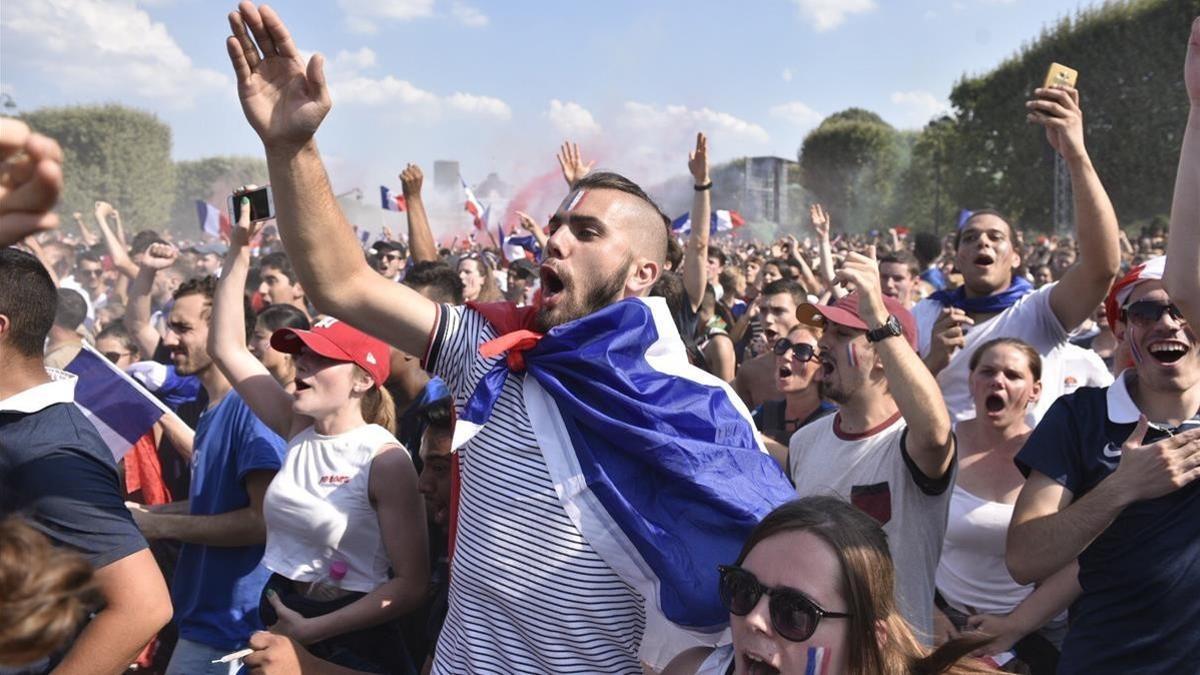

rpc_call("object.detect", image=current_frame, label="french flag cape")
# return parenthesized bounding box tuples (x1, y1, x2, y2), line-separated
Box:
(65, 343, 175, 463)
(455, 295, 795, 665)
(671, 209, 745, 235)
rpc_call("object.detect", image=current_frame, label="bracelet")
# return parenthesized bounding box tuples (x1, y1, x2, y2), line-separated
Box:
(693, 182, 713, 191)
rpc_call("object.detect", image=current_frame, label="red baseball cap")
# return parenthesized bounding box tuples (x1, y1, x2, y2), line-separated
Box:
(795, 292, 918, 350)
(270, 317, 391, 388)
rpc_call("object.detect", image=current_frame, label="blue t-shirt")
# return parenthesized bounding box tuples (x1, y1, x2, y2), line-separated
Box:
(172, 390, 286, 651)
(1015, 375, 1200, 675)
(920, 266, 947, 291)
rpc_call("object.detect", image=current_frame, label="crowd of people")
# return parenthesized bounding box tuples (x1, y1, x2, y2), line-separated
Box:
(2, 4, 1200, 675)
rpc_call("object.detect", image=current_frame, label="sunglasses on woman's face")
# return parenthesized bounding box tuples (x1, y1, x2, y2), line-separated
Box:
(1123, 301, 1186, 328)
(718, 565, 850, 643)
(772, 338, 818, 363)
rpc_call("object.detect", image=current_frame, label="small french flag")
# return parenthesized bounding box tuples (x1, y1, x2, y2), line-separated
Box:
(65, 343, 176, 463)
(670, 209, 746, 235)
(195, 200, 231, 239)
(461, 176, 486, 230)
(804, 646, 830, 675)
(380, 185, 407, 212)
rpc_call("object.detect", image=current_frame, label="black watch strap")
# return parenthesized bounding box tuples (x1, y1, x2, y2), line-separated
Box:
(693, 182, 713, 191)
(866, 315, 903, 343)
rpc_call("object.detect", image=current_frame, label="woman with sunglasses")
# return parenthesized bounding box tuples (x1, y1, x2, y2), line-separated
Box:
(664, 496, 996, 675)
(753, 325, 835, 464)
(210, 199, 428, 673)
(933, 338, 1077, 675)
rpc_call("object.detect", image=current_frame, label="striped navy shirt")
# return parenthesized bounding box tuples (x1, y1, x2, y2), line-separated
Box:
(427, 305, 645, 674)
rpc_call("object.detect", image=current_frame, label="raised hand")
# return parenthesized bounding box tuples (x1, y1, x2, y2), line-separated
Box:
(834, 245, 888, 326)
(399, 163, 423, 197)
(1026, 86, 1086, 161)
(556, 141, 593, 188)
(0, 118, 63, 246)
(141, 242, 179, 271)
(230, 193, 262, 249)
(226, 2, 331, 150)
(515, 210, 540, 233)
(925, 307, 974, 375)
(810, 203, 830, 239)
(688, 132, 709, 185)
(94, 200, 115, 222)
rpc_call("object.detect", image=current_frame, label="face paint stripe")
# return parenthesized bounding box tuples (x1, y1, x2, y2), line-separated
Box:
(846, 342, 857, 369)
(566, 190, 586, 212)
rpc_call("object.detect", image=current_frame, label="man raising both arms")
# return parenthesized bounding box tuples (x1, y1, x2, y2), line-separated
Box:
(224, 4, 794, 673)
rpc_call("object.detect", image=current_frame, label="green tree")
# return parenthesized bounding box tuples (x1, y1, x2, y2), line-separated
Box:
(22, 104, 175, 232)
(172, 156, 269, 235)
(798, 109, 903, 232)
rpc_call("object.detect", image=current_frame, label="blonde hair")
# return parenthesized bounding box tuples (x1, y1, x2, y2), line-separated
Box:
(356, 366, 397, 434)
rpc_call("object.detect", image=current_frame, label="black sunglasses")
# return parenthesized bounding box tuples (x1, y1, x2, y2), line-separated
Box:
(77, 268, 104, 277)
(718, 565, 850, 642)
(102, 351, 131, 364)
(772, 338, 818, 363)
(1123, 301, 1186, 327)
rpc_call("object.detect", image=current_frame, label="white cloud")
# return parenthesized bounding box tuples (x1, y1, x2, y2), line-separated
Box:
(1, 0, 226, 108)
(547, 100, 601, 137)
(781, 68, 793, 82)
(769, 101, 822, 128)
(620, 102, 769, 143)
(451, 2, 489, 27)
(789, 0, 877, 31)
(324, 47, 509, 121)
(338, 0, 435, 33)
(889, 90, 952, 127)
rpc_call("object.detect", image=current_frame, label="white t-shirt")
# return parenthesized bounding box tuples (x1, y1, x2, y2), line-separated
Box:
(914, 283, 1073, 423)
(789, 413, 954, 643)
(935, 485, 1032, 617)
(261, 424, 402, 593)
(426, 305, 645, 675)
(1058, 342, 1114, 395)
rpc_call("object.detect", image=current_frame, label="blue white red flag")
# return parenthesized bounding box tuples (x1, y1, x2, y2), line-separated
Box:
(461, 177, 486, 230)
(457, 296, 795, 666)
(195, 200, 231, 239)
(497, 223, 540, 263)
(380, 185, 407, 212)
(65, 344, 174, 462)
(956, 208, 974, 229)
(671, 209, 746, 235)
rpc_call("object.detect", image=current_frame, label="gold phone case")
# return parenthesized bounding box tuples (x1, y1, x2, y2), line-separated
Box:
(1043, 63, 1078, 89)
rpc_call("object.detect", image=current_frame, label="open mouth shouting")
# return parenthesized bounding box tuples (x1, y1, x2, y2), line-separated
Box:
(539, 263, 566, 305)
(740, 650, 780, 675)
(1146, 340, 1191, 365)
(983, 392, 1007, 414)
(973, 252, 996, 269)
(294, 380, 313, 394)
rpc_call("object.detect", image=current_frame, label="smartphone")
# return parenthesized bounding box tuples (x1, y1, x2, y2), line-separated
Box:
(1042, 62, 1078, 90)
(228, 185, 275, 223)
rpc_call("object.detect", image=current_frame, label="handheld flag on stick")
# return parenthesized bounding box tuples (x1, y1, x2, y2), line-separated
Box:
(461, 177, 486, 230)
(380, 186, 407, 212)
(195, 200, 231, 240)
(671, 209, 745, 235)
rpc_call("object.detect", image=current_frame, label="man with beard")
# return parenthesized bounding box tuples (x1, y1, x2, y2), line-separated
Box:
(732, 279, 805, 408)
(788, 247, 955, 642)
(915, 84, 1120, 424)
(223, 4, 793, 671)
(123, 265, 286, 674)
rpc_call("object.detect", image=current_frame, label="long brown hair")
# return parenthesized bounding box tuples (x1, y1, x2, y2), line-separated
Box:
(735, 497, 998, 675)
(0, 518, 102, 666)
(357, 366, 397, 434)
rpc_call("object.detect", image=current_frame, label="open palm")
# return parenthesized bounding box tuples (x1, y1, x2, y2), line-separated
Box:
(227, 2, 330, 149)
(1188, 17, 1200, 106)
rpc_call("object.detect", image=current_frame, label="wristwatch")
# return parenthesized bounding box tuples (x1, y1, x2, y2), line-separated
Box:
(866, 315, 904, 343)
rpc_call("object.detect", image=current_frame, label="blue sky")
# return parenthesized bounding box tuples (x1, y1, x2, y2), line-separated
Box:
(2, 0, 1100, 200)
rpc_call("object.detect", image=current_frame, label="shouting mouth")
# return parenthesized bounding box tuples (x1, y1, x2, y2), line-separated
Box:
(540, 264, 566, 303)
(740, 651, 780, 675)
(984, 393, 1006, 413)
(1147, 340, 1191, 365)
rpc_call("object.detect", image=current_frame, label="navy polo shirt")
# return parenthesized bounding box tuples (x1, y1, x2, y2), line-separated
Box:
(1016, 372, 1200, 675)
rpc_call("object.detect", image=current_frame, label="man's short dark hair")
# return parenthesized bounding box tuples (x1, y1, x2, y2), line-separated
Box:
(404, 261, 464, 304)
(54, 289, 88, 330)
(96, 322, 138, 355)
(878, 251, 920, 279)
(912, 231, 941, 268)
(259, 251, 298, 284)
(665, 234, 683, 271)
(256, 303, 311, 332)
(708, 248, 727, 267)
(129, 230, 163, 256)
(953, 209, 1017, 250)
(76, 251, 103, 267)
(573, 171, 671, 265)
(173, 275, 254, 341)
(761, 279, 806, 306)
(0, 249, 58, 358)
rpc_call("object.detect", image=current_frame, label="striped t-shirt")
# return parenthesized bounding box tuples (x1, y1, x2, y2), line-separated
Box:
(427, 305, 646, 674)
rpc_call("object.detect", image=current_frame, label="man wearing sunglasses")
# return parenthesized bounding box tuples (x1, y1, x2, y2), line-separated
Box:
(59, 250, 109, 329)
(789, 246, 955, 643)
(753, 324, 834, 464)
(372, 241, 408, 282)
(1010, 256, 1200, 675)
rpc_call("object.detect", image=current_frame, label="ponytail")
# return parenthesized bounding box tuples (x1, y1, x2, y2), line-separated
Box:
(361, 385, 397, 435)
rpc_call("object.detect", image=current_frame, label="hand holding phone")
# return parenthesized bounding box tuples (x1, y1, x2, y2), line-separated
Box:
(1042, 63, 1078, 90)
(228, 185, 275, 224)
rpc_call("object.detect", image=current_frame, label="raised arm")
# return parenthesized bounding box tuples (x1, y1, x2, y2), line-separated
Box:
(125, 243, 175, 359)
(0, 118, 63, 247)
(209, 196, 297, 439)
(682, 132, 711, 312)
(1007, 420, 1200, 584)
(515, 210, 549, 252)
(1166, 18, 1200, 326)
(556, 141, 594, 189)
(1032, 87, 1121, 331)
(811, 204, 845, 300)
(838, 247, 954, 480)
(93, 201, 139, 279)
(227, 3, 436, 356)
(400, 163, 438, 263)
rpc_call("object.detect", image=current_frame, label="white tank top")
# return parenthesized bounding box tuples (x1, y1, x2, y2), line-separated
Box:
(262, 424, 406, 593)
(935, 485, 1033, 616)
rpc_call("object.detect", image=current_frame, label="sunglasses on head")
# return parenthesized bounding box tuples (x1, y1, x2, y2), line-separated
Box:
(772, 338, 818, 363)
(1123, 301, 1186, 327)
(718, 565, 850, 642)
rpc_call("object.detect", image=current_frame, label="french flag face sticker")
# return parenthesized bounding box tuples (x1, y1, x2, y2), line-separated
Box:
(804, 646, 831, 675)
(562, 189, 587, 213)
